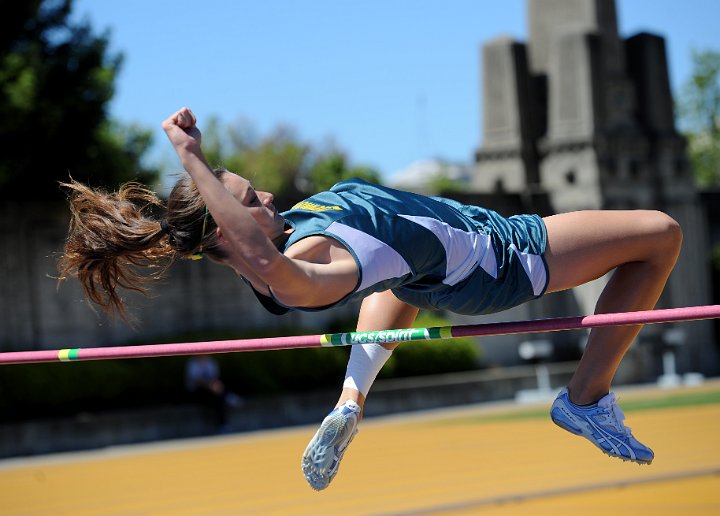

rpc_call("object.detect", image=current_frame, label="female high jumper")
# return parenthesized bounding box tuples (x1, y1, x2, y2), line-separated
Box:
(60, 107, 682, 490)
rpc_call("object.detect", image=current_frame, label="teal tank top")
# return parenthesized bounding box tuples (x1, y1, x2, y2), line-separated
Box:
(250, 179, 549, 316)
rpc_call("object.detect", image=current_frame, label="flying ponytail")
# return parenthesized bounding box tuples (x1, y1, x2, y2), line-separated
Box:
(58, 170, 227, 321)
(58, 180, 174, 321)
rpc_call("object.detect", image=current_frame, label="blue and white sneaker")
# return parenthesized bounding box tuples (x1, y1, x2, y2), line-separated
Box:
(301, 400, 361, 490)
(550, 387, 654, 464)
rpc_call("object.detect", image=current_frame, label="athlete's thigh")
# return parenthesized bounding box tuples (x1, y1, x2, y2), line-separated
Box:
(356, 290, 419, 332)
(543, 210, 674, 293)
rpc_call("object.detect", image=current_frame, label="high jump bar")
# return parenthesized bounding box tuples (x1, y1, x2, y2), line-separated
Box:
(1, 305, 719, 365)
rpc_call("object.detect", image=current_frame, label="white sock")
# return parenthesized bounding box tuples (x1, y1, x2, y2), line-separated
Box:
(342, 343, 393, 397)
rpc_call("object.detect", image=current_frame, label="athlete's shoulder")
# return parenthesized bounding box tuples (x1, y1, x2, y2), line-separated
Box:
(329, 178, 430, 203)
(329, 177, 380, 192)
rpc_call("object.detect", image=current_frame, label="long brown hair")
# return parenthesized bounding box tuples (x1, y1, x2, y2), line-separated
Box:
(58, 170, 227, 321)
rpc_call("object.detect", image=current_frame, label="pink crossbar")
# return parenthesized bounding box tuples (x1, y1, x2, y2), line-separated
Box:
(1, 305, 719, 365)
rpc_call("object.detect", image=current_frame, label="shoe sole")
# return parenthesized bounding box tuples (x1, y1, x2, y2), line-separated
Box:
(301, 410, 356, 490)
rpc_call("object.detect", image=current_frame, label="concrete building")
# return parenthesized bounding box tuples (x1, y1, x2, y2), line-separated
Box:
(469, 0, 717, 378)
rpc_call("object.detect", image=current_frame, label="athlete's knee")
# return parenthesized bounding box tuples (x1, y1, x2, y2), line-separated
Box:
(644, 210, 683, 256)
(656, 211, 682, 249)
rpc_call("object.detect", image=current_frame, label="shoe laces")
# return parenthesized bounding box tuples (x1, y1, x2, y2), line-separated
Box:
(599, 393, 631, 436)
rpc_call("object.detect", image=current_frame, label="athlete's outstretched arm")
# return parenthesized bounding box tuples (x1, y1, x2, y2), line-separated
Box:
(163, 108, 279, 273)
(162, 108, 356, 306)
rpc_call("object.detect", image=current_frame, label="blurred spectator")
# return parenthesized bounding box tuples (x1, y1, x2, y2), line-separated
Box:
(185, 355, 241, 432)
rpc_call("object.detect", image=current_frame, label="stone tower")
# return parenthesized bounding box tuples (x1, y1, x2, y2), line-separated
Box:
(473, 0, 716, 375)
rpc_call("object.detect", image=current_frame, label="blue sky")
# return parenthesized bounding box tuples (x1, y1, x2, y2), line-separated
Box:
(72, 0, 720, 182)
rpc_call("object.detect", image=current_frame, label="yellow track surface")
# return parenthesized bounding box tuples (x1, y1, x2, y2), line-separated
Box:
(2, 383, 719, 515)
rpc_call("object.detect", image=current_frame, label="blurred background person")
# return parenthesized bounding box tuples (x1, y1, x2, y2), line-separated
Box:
(185, 355, 241, 432)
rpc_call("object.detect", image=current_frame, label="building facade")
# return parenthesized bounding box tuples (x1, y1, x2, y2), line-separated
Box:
(471, 0, 717, 377)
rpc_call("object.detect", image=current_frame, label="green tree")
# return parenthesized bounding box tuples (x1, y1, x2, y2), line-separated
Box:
(200, 117, 382, 203)
(201, 117, 308, 201)
(677, 49, 720, 186)
(427, 163, 467, 195)
(0, 0, 158, 200)
(308, 151, 380, 191)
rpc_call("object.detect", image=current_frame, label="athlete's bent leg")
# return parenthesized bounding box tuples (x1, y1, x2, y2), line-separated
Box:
(335, 291, 420, 412)
(301, 291, 419, 489)
(543, 210, 682, 463)
(544, 210, 682, 402)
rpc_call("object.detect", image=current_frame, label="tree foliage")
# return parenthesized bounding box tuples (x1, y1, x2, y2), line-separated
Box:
(677, 49, 720, 187)
(199, 116, 381, 204)
(0, 0, 158, 200)
(307, 151, 381, 192)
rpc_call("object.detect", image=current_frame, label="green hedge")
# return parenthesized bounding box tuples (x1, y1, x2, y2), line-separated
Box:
(0, 312, 481, 421)
(0, 346, 350, 422)
(384, 312, 479, 377)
